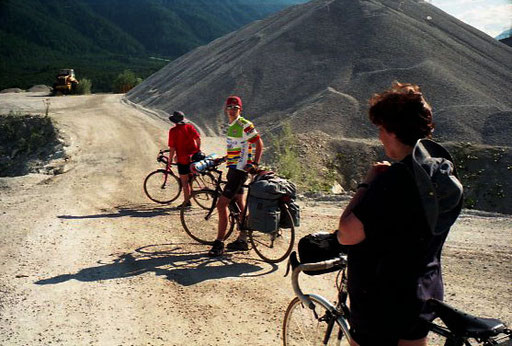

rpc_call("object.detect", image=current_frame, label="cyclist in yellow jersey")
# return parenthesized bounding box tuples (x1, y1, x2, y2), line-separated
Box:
(208, 96, 264, 257)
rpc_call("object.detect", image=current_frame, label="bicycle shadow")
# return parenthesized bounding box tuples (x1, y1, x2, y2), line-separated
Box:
(57, 203, 181, 220)
(34, 243, 278, 287)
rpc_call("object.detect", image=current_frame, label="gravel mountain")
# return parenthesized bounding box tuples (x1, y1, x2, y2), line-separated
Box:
(126, 0, 512, 214)
(127, 0, 512, 147)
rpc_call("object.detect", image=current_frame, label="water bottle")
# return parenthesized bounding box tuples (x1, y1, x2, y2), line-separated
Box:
(191, 159, 208, 173)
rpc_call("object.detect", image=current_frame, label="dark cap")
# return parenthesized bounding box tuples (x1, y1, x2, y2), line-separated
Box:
(169, 111, 185, 124)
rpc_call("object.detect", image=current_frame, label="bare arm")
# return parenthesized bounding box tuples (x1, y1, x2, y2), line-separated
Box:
(337, 161, 391, 245)
(337, 189, 367, 245)
(253, 137, 263, 164)
(168, 147, 176, 163)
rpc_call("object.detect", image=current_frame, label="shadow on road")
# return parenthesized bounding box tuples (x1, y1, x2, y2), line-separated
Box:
(57, 203, 180, 219)
(35, 243, 278, 286)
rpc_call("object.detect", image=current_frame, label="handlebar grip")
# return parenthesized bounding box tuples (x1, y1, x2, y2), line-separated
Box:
(299, 256, 347, 273)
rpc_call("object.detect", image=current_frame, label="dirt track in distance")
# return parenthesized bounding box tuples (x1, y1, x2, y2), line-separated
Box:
(0, 93, 510, 345)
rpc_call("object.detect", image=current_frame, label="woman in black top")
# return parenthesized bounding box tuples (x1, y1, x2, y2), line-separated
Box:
(337, 82, 463, 346)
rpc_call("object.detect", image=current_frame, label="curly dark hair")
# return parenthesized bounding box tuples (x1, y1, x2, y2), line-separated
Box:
(369, 82, 434, 146)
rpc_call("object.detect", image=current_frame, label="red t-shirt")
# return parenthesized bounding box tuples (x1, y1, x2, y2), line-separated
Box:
(168, 123, 200, 164)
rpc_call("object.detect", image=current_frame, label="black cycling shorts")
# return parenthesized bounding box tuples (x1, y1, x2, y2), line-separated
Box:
(177, 163, 191, 175)
(222, 168, 248, 199)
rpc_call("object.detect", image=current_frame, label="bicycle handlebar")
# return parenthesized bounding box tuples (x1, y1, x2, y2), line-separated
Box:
(286, 251, 347, 309)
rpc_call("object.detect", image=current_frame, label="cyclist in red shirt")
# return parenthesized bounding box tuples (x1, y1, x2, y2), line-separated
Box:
(168, 111, 201, 207)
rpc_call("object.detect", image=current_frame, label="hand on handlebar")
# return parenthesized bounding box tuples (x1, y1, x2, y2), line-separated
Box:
(214, 156, 227, 165)
(244, 162, 263, 174)
(243, 163, 257, 173)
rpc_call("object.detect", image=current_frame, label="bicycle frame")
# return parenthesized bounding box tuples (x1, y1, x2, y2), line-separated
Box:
(158, 149, 212, 187)
(198, 167, 250, 230)
(426, 322, 469, 346)
(157, 150, 178, 176)
(182, 164, 295, 262)
(285, 251, 512, 346)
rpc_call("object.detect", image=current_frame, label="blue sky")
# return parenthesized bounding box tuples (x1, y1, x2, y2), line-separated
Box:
(429, 0, 512, 37)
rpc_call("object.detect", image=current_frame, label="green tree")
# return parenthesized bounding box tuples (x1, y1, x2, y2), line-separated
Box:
(112, 70, 141, 93)
(76, 78, 92, 94)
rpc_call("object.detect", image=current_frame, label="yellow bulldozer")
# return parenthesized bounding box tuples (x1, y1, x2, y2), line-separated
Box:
(52, 69, 79, 95)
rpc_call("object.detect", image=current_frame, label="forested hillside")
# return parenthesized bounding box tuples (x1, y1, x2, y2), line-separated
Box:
(0, 0, 307, 92)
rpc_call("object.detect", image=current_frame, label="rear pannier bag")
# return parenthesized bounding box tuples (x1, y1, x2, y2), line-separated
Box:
(247, 195, 280, 233)
(298, 232, 348, 275)
(248, 172, 300, 233)
(249, 176, 287, 199)
(280, 199, 300, 228)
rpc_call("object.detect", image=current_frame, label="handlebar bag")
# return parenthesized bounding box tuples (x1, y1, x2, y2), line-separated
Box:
(298, 232, 348, 275)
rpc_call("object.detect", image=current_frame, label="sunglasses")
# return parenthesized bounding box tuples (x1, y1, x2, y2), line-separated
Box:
(226, 105, 240, 110)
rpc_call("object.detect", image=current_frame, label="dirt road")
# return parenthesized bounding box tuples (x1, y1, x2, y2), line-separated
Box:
(0, 93, 510, 345)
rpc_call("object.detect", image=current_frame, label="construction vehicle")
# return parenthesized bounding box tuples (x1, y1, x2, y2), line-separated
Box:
(52, 69, 79, 95)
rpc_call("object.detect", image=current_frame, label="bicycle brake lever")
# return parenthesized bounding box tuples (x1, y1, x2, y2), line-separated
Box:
(284, 251, 299, 277)
(284, 258, 291, 277)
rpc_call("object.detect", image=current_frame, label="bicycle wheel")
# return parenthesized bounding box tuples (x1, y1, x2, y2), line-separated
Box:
(249, 206, 295, 263)
(283, 296, 346, 346)
(143, 169, 181, 204)
(191, 173, 217, 209)
(180, 190, 234, 244)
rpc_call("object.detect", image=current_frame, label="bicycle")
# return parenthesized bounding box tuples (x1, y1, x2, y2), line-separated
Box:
(282, 251, 512, 345)
(143, 149, 216, 206)
(180, 159, 296, 263)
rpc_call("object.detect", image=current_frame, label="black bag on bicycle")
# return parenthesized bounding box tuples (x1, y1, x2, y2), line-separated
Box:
(251, 171, 300, 229)
(298, 232, 348, 275)
(279, 199, 300, 228)
(191, 150, 206, 162)
(247, 195, 281, 233)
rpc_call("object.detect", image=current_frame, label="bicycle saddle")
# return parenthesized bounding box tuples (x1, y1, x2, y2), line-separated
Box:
(427, 298, 507, 339)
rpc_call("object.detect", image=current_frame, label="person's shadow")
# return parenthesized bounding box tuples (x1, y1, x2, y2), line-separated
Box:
(57, 203, 180, 220)
(35, 244, 278, 286)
